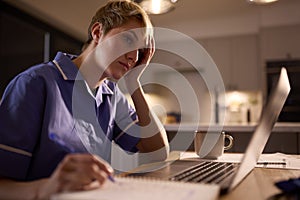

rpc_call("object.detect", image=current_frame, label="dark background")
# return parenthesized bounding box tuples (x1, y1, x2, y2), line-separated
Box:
(0, 0, 83, 97)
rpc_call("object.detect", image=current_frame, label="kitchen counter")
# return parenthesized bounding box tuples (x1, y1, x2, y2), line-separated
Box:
(165, 122, 300, 153)
(164, 122, 300, 133)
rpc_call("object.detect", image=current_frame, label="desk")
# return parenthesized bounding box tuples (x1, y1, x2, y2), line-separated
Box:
(125, 152, 300, 200)
(221, 168, 300, 200)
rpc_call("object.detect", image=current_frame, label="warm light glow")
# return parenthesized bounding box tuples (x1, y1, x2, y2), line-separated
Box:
(247, 0, 279, 4)
(152, 0, 161, 14)
(226, 91, 247, 104)
(139, 0, 175, 15)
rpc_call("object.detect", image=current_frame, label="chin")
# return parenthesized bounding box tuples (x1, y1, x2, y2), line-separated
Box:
(104, 70, 124, 82)
(109, 74, 123, 82)
(107, 77, 118, 82)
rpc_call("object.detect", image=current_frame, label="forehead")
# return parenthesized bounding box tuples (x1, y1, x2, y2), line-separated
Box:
(105, 18, 147, 40)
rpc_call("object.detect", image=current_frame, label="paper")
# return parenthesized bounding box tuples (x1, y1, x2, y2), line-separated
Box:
(179, 152, 300, 169)
(51, 177, 220, 200)
(257, 153, 300, 169)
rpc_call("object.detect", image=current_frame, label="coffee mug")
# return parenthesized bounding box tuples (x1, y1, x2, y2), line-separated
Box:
(194, 131, 233, 159)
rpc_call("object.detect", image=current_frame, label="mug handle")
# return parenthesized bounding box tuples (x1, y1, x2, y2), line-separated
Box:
(224, 134, 234, 150)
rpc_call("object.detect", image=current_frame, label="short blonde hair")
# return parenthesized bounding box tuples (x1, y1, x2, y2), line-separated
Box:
(86, 0, 153, 44)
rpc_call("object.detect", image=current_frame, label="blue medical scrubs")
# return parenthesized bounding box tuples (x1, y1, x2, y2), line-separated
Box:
(0, 52, 140, 181)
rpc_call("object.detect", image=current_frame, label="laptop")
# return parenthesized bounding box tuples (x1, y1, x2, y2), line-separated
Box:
(168, 67, 291, 194)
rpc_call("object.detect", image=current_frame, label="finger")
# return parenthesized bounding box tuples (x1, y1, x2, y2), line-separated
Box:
(90, 155, 114, 175)
(58, 170, 100, 190)
(64, 164, 108, 188)
(82, 181, 101, 191)
(55, 161, 109, 191)
(147, 36, 155, 52)
(71, 154, 114, 177)
(74, 162, 109, 186)
(150, 36, 155, 52)
(57, 174, 89, 191)
(61, 154, 114, 178)
(91, 170, 109, 186)
(145, 37, 155, 60)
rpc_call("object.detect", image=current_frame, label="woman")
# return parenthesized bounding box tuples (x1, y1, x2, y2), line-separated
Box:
(0, 0, 169, 199)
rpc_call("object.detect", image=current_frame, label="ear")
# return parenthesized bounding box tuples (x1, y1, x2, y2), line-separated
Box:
(91, 22, 103, 44)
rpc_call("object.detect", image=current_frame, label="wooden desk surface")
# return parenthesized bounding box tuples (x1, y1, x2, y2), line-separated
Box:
(125, 155, 300, 200)
(221, 168, 300, 200)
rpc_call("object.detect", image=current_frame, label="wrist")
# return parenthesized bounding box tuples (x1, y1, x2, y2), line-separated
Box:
(125, 79, 141, 95)
(35, 178, 56, 200)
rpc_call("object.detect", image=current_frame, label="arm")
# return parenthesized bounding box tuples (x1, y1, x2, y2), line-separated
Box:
(0, 69, 113, 199)
(0, 177, 47, 200)
(124, 39, 170, 162)
(0, 154, 114, 200)
(130, 81, 170, 161)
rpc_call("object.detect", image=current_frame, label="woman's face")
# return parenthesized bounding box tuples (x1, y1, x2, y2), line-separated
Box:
(98, 18, 146, 80)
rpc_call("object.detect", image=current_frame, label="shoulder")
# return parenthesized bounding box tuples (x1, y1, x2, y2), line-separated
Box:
(6, 60, 58, 86)
(2, 61, 59, 98)
(22, 61, 58, 79)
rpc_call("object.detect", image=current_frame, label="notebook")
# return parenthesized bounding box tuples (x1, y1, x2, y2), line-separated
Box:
(51, 176, 220, 200)
(169, 67, 291, 194)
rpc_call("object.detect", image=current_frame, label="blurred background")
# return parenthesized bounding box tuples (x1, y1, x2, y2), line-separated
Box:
(1, 0, 300, 126)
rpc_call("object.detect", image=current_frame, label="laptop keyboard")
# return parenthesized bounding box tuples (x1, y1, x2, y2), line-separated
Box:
(169, 161, 239, 184)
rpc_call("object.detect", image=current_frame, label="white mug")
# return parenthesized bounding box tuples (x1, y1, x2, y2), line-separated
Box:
(194, 131, 233, 159)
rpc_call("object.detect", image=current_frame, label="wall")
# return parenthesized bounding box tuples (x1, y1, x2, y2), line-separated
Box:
(138, 23, 300, 124)
(0, 1, 83, 97)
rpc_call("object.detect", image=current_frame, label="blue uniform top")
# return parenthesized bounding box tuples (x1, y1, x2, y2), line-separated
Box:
(0, 52, 140, 181)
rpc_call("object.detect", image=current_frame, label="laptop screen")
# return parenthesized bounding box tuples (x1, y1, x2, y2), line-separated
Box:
(230, 67, 291, 190)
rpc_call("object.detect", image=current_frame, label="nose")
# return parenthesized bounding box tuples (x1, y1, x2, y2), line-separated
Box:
(125, 50, 139, 67)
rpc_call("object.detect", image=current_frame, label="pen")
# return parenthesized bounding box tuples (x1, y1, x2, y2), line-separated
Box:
(49, 132, 75, 153)
(108, 175, 116, 183)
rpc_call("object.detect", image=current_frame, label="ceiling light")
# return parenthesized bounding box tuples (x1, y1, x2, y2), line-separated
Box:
(133, 0, 178, 15)
(247, 0, 279, 5)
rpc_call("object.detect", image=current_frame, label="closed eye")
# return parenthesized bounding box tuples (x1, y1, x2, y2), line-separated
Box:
(123, 33, 135, 46)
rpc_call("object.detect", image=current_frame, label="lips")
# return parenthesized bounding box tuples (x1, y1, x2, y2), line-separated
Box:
(119, 61, 130, 71)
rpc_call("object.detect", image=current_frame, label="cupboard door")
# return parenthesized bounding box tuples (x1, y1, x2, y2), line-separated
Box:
(203, 35, 259, 91)
(224, 132, 298, 154)
(264, 133, 298, 154)
(204, 37, 232, 90)
(261, 25, 300, 60)
(232, 35, 259, 90)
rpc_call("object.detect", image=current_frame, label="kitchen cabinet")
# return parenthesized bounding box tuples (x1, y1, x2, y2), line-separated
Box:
(201, 34, 259, 91)
(231, 35, 259, 90)
(260, 25, 300, 61)
(200, 37, 232, 90)
(166, 130, 299, 154)
(225, 132, 298, 154)
(165, 123, 300, 154)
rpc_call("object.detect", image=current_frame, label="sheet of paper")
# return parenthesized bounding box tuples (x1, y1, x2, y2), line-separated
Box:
(51, 177, 220, 200)
(257, 153, 300, 169)
(179, 152, 300, 169)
